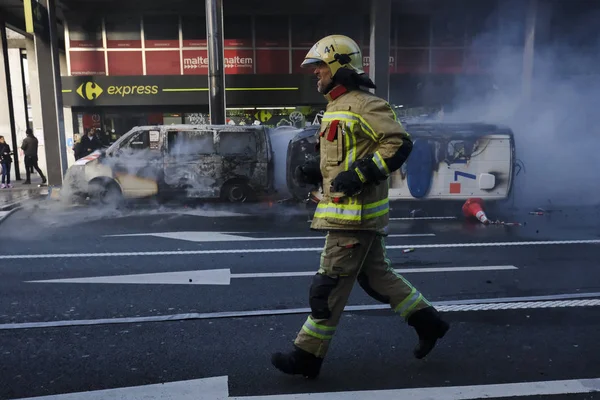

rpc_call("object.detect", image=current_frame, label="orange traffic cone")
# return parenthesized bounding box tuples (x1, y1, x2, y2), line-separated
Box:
(462, 198, 490, 225)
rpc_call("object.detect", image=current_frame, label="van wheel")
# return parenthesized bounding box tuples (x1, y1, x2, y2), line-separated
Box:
(89, 180, 123, 207)
(221, 182, 253, 203)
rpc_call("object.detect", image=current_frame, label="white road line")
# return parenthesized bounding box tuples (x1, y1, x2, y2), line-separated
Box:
(104, 232, 435, 242)
(232, 265, 517, 278)
(15, 375, 600, 399)
(235, 377, 600, 399)
(1, 292, 599, 331)
(1, 239, 599, 259)
(14, 376, 227, 400)
(26, 266, 518, 286)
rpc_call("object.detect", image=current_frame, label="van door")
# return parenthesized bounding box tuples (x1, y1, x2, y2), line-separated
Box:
(110, 128, 164, 198)
(163, 129, 218, 198)
(216, 130, 264, 198)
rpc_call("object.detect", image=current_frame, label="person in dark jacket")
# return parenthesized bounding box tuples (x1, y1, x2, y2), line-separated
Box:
(79, 128, 102, 158)
(0, 136, 13, 188)
(21, 128, 47, 185)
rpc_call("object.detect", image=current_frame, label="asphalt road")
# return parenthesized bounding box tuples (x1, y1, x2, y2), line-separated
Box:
(1, 200, 599, 399)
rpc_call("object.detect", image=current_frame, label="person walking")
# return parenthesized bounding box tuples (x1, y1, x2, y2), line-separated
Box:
(0, 136, 13, 188)
(21, 128, 47, 185)
(271, 35, 450, 379)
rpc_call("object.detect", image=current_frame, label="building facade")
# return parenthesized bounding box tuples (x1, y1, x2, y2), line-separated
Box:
(60, 0, 507, 147)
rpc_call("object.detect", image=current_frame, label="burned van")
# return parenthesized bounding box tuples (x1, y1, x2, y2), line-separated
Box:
(286, 122, 516, 204)
(62, 124, 274, 203)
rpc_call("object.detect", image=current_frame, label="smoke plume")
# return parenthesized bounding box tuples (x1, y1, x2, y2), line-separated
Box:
(439, 0, 600, 208)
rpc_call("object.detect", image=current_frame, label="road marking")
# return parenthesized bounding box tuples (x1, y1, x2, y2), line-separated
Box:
(2, 292, 600, 331)
(104, 232, 435, 242)
(10, 375, 600, 399)
(26, 265, 517, 286)
(14, 375, 228, 399)
(1, 239, 599, 259)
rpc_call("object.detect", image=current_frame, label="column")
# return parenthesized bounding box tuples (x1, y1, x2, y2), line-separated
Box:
(522, 0, 537, 102)
(206, 0, 226, 124)
(27, 0, 68, 185)
(368, 0, 392, 101)
(1, 19, 22, 180)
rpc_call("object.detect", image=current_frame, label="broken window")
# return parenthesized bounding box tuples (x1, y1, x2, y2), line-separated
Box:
(168, 130, 215, 156)
(218, 131, 257, 157)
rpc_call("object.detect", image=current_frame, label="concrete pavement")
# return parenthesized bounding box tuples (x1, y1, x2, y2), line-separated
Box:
(0, 201, 599, 399)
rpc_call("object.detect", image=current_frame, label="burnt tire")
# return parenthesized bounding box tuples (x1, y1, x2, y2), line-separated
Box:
(88, 180, 123, 207)
(221, 181, 254, 203)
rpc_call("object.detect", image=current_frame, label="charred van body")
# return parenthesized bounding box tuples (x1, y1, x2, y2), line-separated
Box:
(62, 124, 275, 204)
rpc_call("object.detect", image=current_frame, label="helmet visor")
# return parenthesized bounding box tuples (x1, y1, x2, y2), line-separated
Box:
(300, 58, 324, 68)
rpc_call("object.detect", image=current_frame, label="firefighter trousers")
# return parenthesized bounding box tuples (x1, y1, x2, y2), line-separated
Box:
(294, 230, 431, 358)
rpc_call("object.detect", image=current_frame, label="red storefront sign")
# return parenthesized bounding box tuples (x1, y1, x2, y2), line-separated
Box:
(69, 51, 106, 76)
(362, 49, 396, 74)
(183, 39, 207, 47)
(145, 40, 180, 49)
(396, 49, 430, 74)
(224, 38, 252, 47)
(182, 49, 254, 75)
(70, 39, 103, 48)
(145, 51, 181, 75)
(107, 51, 143, 76)
(106, 40, 142, 49)
(256, 50, 289, 74)
(463, 51, 495, 74)
(291, 49, 312, 74)
(432, 49, 464, 73)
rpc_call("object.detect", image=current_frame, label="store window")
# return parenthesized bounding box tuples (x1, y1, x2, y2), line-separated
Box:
(105, 15, 141, 48)
(224, 16, 252, 47)
(291, 15, 329, 48)
(69, 17, 102, 48)
(143, 15, 179, 48)
(255, 16, 288, 47)
(182, 15, 206, 47)
(396, 15, 431, 47)
(432, 14, 466, 47)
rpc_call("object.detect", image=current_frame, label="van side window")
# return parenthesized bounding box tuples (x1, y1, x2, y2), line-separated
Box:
(122, 130, 157, 151)
(168, 130, 215, 155)
(219, 131, 257, 157)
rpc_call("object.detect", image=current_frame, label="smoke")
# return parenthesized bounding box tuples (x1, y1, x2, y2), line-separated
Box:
(435, 0, 600, 208)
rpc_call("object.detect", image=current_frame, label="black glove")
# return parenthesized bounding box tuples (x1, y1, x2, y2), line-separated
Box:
(294, 159, 322, 187)
(331, 157, 387, 196)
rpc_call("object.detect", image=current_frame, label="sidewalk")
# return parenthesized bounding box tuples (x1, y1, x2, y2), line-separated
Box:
(0, 175, 48, 211)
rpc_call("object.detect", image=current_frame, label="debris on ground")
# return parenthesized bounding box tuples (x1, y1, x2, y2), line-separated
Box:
(402, 248, 415, 253)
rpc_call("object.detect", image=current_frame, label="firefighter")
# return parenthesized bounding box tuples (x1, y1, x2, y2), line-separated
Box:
(272, 35, 450, 379)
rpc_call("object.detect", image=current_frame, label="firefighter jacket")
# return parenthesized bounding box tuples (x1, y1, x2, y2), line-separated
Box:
(310, 85, 410, 232)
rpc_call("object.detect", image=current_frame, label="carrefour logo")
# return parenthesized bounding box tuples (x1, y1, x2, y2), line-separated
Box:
(76, 82, 103, 100)
(75, 81, 159, 100)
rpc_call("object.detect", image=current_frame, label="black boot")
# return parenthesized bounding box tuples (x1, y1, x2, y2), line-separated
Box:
(271, 345, 323, 379)
(407, 306, 450, 359)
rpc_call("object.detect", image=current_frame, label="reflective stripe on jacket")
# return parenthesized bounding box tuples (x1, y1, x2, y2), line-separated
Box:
(310, 87, 410, 232)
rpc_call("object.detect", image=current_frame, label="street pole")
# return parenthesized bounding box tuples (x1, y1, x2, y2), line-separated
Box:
(0, 18, 21, 180)
(522, 0, 537, 103)
(206, 0, 226, 125)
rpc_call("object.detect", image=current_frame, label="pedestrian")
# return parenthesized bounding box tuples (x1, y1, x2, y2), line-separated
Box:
(271, 35, 450, 379)
(79, 128, 102, 158)
(21, 128, 47, 185)
(0, 136, 13, 188)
